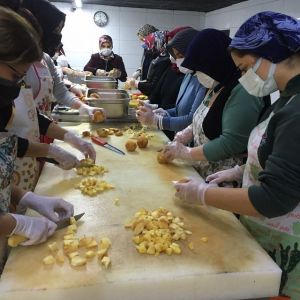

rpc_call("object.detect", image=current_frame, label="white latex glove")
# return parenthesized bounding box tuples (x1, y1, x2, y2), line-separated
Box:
(173, 125, 193, 145)
(153, 107, 169, 117)
(79, 103, 106, 122)
(64, 131, 96, 161)
(19, 192, 74, 223)
(108, 68, 121, 79)
(96, 69, 107, 76)
(47, 144, 80, 170)
(138, 100, 158, 110)
(10, 214, 57, 246)
(136, 106, 158, 128)
(163, 141, 192, 162)
(206, 165, 244, 185)
(173, 177, 217, 206)
(69, 84, 84, 98)
(132, 69, 141, 80)
(125, 78, 137, 90)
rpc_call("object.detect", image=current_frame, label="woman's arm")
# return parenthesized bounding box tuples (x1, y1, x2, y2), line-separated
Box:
(162, 80, 206, 132)
(44, 53, 81, 109)
(0, 214, 16, 237)
(205, 187, 261, 216)
(45, 122, 67, 141)
(83, 55, 97, 75)
(116, 56, 127, 82)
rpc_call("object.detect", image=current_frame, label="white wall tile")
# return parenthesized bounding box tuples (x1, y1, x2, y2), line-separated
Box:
(146, 12, 175, 29)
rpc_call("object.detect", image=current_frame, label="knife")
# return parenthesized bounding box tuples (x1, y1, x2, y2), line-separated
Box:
(8, 213, 85, 247)
(91, 135, 125, 155)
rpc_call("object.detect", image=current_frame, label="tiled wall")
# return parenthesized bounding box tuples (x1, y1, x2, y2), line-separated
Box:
(54, 2, 205, 76)
(205, 0, 300, 37)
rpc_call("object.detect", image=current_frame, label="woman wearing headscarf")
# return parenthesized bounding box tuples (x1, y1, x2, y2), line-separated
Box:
(125, 30, 171, 96)
(163, 29, 268, 178)
(3, 2, 97, 191)
(174, 12, 300, 298)
(84, 34, 127, 81)
(132, 24, 159, 80)
(0, 7, 73, 272)
(22, 0, 105, 120)
(136, 28, 206, 140)
(147, 26, 191, 113)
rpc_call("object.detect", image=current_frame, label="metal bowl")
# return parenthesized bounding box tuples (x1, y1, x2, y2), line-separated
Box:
(86, 89, 129, 118)
(84, 75, 117, 89)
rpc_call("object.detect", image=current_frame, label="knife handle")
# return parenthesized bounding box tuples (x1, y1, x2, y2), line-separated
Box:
(39, 157, 59, 165)
(91, 136, 106, 146)
(8, 235, 27, 247)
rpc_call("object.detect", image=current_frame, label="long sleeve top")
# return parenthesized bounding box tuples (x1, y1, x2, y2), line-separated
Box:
(161, 73, 205, 132)
(203, 84, 264, 161)
(25, 53, 78, 108)
(248, 74, 300, 218)
(84, 53, 127, 82)
(138, 55, 170, 96)
(0, 104, 52, 157)
(149, 65, 184, 110)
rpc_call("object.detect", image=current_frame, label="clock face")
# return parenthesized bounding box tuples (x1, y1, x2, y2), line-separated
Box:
(93, 11, 109, 27)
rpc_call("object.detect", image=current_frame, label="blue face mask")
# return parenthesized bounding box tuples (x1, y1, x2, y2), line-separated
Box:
(141, 43, 147, 49)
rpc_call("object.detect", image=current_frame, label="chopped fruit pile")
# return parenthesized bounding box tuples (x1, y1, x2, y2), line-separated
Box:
(42, 217, 112, 269)
(75, 177, 114, 196)
(76, 164, 108, 177)
(125, 208, 192, 256)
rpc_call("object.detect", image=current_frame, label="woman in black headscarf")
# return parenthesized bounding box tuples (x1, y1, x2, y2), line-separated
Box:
(22, 0, 65, 57)
(163, 29, 269, 178)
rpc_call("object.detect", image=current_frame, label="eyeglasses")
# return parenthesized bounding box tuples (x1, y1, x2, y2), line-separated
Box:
(5, 63, 26, 84)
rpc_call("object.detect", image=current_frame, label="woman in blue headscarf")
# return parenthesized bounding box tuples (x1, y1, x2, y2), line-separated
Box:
(174, 12, 300, 298)
(162, 29, 268, 179)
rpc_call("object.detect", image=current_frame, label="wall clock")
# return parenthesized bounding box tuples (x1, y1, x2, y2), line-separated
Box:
(93, 11, 109, 27)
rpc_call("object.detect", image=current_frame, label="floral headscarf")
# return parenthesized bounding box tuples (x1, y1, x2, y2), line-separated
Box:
(144, 31, 168, 53)
(137, 24, 158, 38)
(230, 11, 300, 63)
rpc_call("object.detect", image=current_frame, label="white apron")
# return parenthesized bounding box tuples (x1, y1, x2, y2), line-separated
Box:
(26, 59, 55, 144)
(192, 89, 243, 178)
(7, 88, 40, 191)
(30, 59, 55, 117)
(241, 95, 300, 299)
(0, 133, 17, 273)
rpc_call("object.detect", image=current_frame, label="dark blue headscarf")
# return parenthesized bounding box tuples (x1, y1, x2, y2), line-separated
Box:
(182, 29, 239, 86)
(230, 11, 300, 63)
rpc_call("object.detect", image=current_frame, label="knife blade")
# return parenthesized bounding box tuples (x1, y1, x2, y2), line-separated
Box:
(91, 135, 125, 155)
(8, 213, 85, 247)
(56, 212, 85, 230)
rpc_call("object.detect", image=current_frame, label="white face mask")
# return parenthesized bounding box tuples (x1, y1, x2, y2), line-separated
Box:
(52, 52, 59, 61)
(239, 58, 278, 97)
(196, 71, 215, 89)
(169, 55, 176, 64)
(100, 48, 112, 57)
(176, 58, 193, 74)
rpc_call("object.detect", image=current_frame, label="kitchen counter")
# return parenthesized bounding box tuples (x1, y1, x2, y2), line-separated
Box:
(0, 123, 281, 300)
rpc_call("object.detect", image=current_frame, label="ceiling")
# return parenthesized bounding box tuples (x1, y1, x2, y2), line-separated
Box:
(50, 0, 248, 12)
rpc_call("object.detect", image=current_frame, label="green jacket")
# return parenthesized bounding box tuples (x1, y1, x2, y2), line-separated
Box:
(203, 84, 264, 161)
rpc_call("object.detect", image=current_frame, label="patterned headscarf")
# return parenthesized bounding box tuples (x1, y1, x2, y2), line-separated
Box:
(137, 24, 159, 38)
(230, 11, 300, 63)
(99, 34, 113, 48)
(144, 31, 167, 53)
